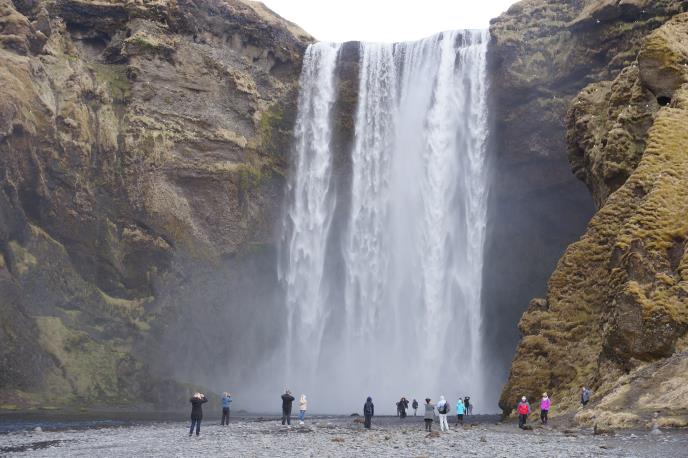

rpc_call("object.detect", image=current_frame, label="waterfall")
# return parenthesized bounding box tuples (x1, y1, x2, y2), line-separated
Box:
(281, 30, 489, 413)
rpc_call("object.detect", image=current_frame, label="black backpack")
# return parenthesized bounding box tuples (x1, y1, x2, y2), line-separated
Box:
(440, 402, 449, 414)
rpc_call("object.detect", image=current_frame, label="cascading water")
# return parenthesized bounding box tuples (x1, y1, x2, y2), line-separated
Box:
(280, 30, 489, 413)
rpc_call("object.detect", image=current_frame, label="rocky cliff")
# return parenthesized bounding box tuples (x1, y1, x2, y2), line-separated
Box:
(0, 0, 311, 409)
(498, 0, 688, 428)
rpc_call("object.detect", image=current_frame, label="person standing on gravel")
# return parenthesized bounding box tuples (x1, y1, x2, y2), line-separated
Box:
(581, 387, 591, 407)
(363, 396, 375, 429)
(540, 392, 550, 425)
(221, 392, 232, 426)
(412, 398, 419, 416)
(281, 389, 295, 426)
(424, 398, 436, 432)
(464, 396, 472, 416)
(298, 394, 308, 425)
(517, 396, 531, 429)
(456, 396, 466, 425)
(437, 396, 450, 432)
(189, 392, 208, 437)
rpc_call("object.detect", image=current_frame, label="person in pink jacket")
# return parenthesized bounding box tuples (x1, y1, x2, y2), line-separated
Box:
(540, 392, 551, 425)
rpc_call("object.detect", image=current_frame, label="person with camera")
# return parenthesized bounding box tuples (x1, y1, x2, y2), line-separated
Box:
(281, 389, 295, 426)
(189, 392, 208, 436)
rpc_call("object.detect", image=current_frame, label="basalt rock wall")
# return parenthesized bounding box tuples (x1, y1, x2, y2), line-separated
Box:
(496, 0, 688, 428)
(0, 0, 311, 409)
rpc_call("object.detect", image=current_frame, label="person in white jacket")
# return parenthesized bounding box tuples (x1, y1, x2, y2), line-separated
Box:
(298, 394, 308, 425)
(437, 395, 450, 432)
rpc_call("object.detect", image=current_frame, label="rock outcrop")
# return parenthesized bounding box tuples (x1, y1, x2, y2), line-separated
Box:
(500, 2, 688, 428)
(0, 0, 311, 409)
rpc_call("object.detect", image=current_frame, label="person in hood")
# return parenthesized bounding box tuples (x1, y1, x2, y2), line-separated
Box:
(221, 392, 232, 426)
(424, 398, 436, 432)
(456, 396, 466, 425)
(189, 392, 208, 436)
(412, 398, 419, 416)
(281, 389, 295, 426)
(464, 396, 472, 416)
(517, 396, 531, 429)
(363, 396, 374, 429)
(581, 387, 591, 407)
(437, 396, 450, 432)
(540, 392, 551, 425)
(298, 394, 308, 425)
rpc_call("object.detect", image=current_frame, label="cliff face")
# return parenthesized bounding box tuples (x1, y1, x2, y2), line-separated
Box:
(0, 0, 311, 408)
(483, 0, 683, 395)
(498, 1, 688, 428)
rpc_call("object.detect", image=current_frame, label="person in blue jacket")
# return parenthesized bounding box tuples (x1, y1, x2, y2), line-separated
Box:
(456, 397, 466, 425)
(221, 392, 232, 425)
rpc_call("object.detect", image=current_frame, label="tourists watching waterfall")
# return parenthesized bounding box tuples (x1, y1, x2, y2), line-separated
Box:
(437, 396, 450, 432)
(424, 398, 436, 432)
(221, 392, 232, 426)
(456, 397, 466, 425)
(281, 390, 295, 426)
(188, 392, 208, 437)
(363, 397, 374, 429)
(298, 394, 308, 425)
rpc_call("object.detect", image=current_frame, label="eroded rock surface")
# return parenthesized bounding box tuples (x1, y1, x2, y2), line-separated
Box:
(501, 8, 688, 428)
(0, 0, 311, 408)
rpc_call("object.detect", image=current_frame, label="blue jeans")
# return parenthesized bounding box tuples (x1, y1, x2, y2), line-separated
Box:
(189, 418, 201, 435)
(299, 410, 305, 421)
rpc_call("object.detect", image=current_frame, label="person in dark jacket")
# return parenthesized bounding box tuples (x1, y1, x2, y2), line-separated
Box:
(464, 396, 471, 416)
(412, 398, 419, 416)
(398, 397, 409, 418)
(281, 389, 295, 426)
(363, 396, 374, 429)
(221, 392, 232, 426)
(189, 392, 208, 436)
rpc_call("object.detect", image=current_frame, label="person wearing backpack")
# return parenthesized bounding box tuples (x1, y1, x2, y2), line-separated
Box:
(363, 396, 374, 429)
(517, 396, 531, 429)
(437, 395, 450, 432)
(456, 396, 466, 425)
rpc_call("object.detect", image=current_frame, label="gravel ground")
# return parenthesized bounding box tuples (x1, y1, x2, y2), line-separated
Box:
(1, 415, 686, 457)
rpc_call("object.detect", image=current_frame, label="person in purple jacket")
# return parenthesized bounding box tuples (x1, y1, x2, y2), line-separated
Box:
(540, 392, 551, 425)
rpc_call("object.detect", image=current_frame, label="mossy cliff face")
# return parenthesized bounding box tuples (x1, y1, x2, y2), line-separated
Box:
(500, 9, 688, 428)
(0, 0, 311, 409)
(483, 0, 687, 394)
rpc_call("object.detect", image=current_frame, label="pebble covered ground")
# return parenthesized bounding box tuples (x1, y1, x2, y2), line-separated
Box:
(1, 416, 687, 457)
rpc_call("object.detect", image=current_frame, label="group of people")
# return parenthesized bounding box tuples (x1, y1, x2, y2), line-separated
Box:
(515, 387, 590, 430)
(280, 390, 308, 426)
(364, 395, 473, 432)
(188, 386, 592, 436)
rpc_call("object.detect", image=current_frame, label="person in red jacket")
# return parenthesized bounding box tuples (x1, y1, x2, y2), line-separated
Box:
(517, 396, 531, 429)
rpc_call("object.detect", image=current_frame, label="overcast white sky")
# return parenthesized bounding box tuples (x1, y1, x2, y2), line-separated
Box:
(261, 0, 517, 43)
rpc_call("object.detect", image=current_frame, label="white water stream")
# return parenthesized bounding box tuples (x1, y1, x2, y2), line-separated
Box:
(280, 30, 489, 413)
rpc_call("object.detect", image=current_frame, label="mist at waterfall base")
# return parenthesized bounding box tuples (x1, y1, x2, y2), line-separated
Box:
(256, 30, 491, 415)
